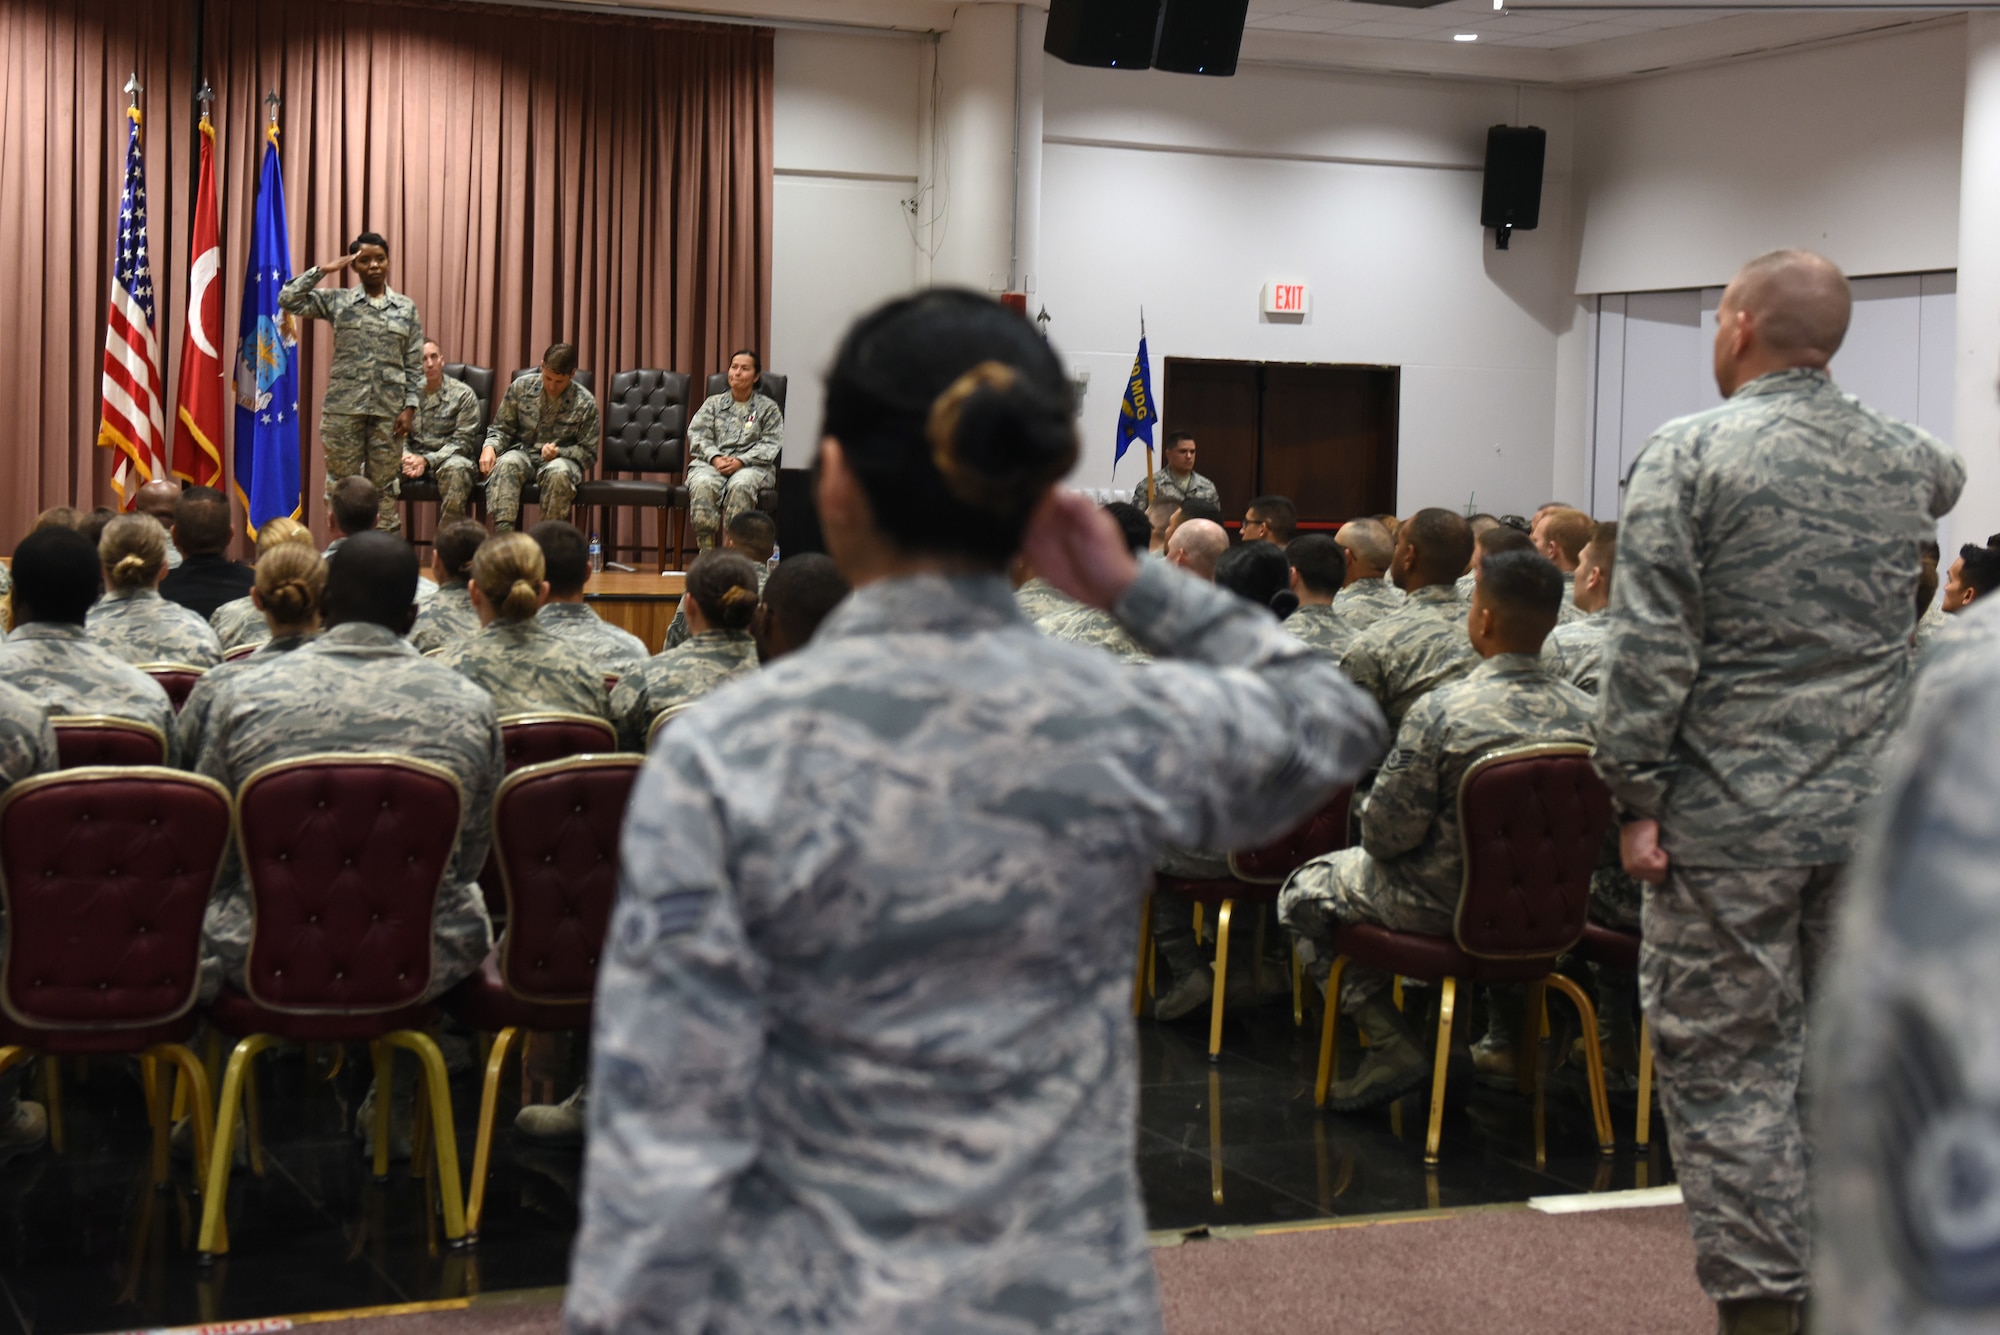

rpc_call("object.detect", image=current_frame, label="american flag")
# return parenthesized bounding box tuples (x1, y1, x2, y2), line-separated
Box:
(97, 105, 170, 507)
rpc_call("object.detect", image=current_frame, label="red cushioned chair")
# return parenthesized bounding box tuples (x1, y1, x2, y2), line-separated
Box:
(1138, 788, 1353, 1061)
(499, 713, 618, 772)
(445, 755, 641, 1237)
(222, 644, 260, 663)
(52, 715, 167, 768)
(198, 754, 471, 1260)
(138, 663, 206, 713)
(1312, 744, 1616, 1163)
(0, 767, 230, 1194)
(1578, 921, 1655, 1147)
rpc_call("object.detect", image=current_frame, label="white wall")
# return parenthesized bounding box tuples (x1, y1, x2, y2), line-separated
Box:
(1574, 22, 1964, 295)
(771, 29, 930, 464)
(1039, 59, 1578, 517)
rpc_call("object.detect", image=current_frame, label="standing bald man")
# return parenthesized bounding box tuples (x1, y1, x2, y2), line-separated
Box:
(1594, 250, 1963, 1335)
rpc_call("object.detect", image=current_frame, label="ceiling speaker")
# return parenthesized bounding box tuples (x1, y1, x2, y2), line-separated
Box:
(1154, 0, 1250, 77)
(1044, 0, 1162, 69)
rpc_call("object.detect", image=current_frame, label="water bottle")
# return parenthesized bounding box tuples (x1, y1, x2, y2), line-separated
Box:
(588, 532, 604, 574)
(768, 543, 780, 570)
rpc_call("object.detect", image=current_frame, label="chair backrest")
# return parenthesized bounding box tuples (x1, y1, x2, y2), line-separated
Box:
(236, 754, 464, 1014)
(138, 663, 206, 713)
(492, 756, 641, 1004)
(647, 701, 695, 749)
(602, 369, 691, 475)
(1454, 744, 1612, 961)
(443, 363, 497, 431)
(1229, 786, 1353, 884)
(52, 716, 168, 768)
(223, 644, 260, 663)
(500, 713, 619, 773)
(704, 370, 786, 414)
(0, 767, 232, 1031)
(512, 366, 594, 394)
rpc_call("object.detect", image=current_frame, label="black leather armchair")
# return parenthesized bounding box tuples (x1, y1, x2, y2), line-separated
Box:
(574, 370, 692, 570)
(700, 372, 787, 522)
(401, 364, 495, 541)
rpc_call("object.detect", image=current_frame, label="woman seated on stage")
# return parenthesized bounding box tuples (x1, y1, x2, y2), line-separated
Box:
(209, 516, 313, 654)
(434, 531, 618, 731)
(86, 514, 222, 667)
(178, 542, 327, 763)
(611, 549, 761, 745)
(685, 349, 783, 553)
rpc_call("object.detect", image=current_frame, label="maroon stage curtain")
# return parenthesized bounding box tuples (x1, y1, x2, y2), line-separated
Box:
(0, 0, 772, 549)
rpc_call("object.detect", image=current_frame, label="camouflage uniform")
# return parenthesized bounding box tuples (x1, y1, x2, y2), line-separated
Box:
(1129, 467, 1218, 511)
(1280, 653, 1595, 1007)
(1340, 583, 1476, 732)
(412, 374, 483, 521)
(0, 678, 56, 792)
(0, 562, 12, 632)
(1594, 366, 1964, 1306)
(611, 629, 760, 746)
(86, 589, 222, 667)
(1284, 603, 1353, 660)
(209, 596, 269, 655)
(1332, 576, 1403, 633)
(1039, 601, 1150, 663)
(1813, 597, 2000, 1334)
(684, 391, 783, 551)
(278, 266, 424, 533)
(1542, 611, 1609, 694)
(537, 602, 649, 683)
(175, 633, 312, 768)
(191, 622, 498, 1001)
(0, 623, 179, 763)
(565, 559, 1386, 1335)
(1013, 575, 1075, 629)
(1911, 601, 1949, 655)
(485, 373, 600, 530)
(664, 565, 769, 653)
(434, 618, 619, 727)
(409, 583, 478, 656)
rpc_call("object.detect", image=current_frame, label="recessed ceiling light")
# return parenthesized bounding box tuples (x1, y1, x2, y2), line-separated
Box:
(1492, 0, 1504, 9)
(1454, 32, 1478, 40)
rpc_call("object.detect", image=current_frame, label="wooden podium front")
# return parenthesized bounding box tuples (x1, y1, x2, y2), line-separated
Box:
(583, 569, 685, 654)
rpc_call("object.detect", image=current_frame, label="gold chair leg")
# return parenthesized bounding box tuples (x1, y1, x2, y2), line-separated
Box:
(1207, 900, 1234, 1061)
(198, 1033, 275, 1259)
(1636, 1014, 1654, 1148)
(153, 1044, 216, 1189)
(386, 1030, 468, 1243)
(466, 1027, 521, 1239)
(143, 1054, 170, 1187)
(1131, 893, 1153, 1021)
(1192, 903, 1204, 946)
(1423, 977, 1457, 1165)
(371, 1041, 395, 1182)
(241, 1055, 267, 1178)
(1313, 957, 1349, 1107)
(1546, 972, 1615, 1154)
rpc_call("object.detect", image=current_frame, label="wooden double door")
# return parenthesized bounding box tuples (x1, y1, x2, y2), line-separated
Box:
(1159, 359, 1399, 526)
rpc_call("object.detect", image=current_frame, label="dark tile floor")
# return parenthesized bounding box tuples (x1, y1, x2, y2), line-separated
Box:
(0, 995, 1670, 1335)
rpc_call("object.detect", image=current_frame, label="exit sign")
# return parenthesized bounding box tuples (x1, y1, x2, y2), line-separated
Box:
(1262, 281, 1308, 315)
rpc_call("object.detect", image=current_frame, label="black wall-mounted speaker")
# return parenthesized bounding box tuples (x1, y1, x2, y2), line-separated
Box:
(1044, 0, 1162, 69)
(1155, 0, 1250, 76)
(1480, 125, 1546, 241)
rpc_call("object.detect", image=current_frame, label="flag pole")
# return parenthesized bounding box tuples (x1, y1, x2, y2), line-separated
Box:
(1141, 308, 1155, 508)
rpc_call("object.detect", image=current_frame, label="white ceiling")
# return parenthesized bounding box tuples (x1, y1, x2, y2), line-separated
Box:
(502, 0, 1964, 84)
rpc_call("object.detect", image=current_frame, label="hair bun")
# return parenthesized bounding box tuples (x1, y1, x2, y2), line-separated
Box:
(926, 361, 1077, 513)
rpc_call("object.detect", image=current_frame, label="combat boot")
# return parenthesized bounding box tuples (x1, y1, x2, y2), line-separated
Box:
(1152, 966, 1214, 1022)
(1717, 1299, 1802, 1335)
(1324, 994, 1431, 1111)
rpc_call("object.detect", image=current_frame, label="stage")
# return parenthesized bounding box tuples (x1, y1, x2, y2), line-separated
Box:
(583, 568, 685, 654)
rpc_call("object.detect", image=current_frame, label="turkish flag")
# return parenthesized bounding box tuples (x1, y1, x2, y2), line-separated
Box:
(171, 115, 224, 488)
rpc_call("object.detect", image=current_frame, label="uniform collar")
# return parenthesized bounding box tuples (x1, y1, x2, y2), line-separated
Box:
(6, 622, 87, 643)
(102, 587, 163, 605)
(537, 602, 594, 622)
(690, 628, 758, 648)
(1731, 367, 1831, 400)
(819, 573, 1021, 640)
(480, 617, 551, 642)
(1406, 584, 1460, 607)
(313, 622, 419, 657)
(1471, 652, 1548, 680)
